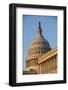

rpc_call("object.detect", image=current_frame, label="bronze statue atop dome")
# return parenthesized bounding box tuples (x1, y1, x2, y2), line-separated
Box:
(39, 22, 41, 29)
(38, 22, 42, 34)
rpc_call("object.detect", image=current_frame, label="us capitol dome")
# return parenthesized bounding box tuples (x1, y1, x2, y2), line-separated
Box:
(23, 22, 57, 74)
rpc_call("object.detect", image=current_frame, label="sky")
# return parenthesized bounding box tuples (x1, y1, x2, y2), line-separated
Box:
(23, 15, 57, 70)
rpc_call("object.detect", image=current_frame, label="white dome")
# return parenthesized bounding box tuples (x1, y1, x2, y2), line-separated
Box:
(27, 22, 51, 58)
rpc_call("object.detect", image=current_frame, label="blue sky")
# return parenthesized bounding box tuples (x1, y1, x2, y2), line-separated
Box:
(23, 15, 57, 69)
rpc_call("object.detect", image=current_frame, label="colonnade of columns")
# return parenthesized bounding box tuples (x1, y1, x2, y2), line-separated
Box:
(39, 54, 57, 74)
